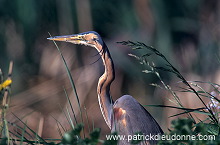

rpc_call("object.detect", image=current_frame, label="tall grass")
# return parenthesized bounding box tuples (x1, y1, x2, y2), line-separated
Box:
(0, 61, 13, 144)
(119, 41, 220, 144)
(1, 40, 220, 144)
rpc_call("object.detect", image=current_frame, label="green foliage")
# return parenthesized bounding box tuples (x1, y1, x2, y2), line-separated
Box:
(194, 123, 219, 136)
(0, 137, 7, 145)
(121, 40, 220, 145)
(171, 118, 194, 135)
(61, 124, 101, 145)
(157, 118, 220, 145)
(2, 39, 220, 144)
(49, 33, 84, 127)
(102, 132, 118, 145)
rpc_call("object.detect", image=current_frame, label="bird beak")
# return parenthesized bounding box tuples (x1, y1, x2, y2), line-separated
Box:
(47, 34, 84, 44)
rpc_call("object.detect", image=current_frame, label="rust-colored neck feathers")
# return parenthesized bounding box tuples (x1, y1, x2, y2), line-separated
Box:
(95, 42, 115, 129)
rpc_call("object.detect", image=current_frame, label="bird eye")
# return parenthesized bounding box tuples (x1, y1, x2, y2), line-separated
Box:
(92, 37, 97, 41)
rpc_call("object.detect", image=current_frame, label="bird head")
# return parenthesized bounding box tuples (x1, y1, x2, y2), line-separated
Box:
(47, 31, 104, 48)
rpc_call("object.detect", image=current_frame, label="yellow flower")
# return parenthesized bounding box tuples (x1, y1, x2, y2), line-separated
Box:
(0, 79, 12, 91)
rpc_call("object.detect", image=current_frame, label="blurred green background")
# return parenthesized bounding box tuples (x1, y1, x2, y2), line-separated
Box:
(0, 0, 220, 141)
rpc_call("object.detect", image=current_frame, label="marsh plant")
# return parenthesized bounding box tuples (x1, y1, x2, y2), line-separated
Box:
(120, 41, 220, 144)
(1, 40, 220, 144)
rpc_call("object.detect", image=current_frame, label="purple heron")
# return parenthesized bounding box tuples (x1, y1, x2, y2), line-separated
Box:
(48, 31, 163, 144)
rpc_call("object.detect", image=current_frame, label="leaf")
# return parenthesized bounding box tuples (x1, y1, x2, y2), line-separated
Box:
(48, 33, 84, 129)
(169, 110, 211, 118)
(146, 105, 205, 111)
(204, 123, 219, 135)
(89, 128, 101, 141)
(72, 124, 84, 135)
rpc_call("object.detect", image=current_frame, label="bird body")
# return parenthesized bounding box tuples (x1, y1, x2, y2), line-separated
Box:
(112, 95, 163, 145)
(48, 31, 163, 145)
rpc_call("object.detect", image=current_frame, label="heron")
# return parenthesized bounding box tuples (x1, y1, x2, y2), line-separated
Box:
(48, 31, 163, 145)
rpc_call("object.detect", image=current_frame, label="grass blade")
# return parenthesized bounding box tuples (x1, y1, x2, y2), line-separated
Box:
(84, 106, 91, 133)
(48, 32, 85, 136)
(20, 120, 27, 145)
(120, 41, 218, 124)
(11, 113, 47, 143)
(66, 106, 75, 129)
(63, 87, 77, 125)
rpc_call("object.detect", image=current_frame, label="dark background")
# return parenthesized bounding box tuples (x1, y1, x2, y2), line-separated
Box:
(0, 0, 219, 140)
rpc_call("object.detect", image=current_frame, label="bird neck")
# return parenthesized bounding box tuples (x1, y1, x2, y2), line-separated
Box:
(96, 42, 115, 129)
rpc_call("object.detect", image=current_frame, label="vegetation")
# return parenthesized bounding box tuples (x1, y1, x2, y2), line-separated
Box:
(0, 40, 220, 144)
(121, 41, 220, 144)
(0, 1, 220, 144)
